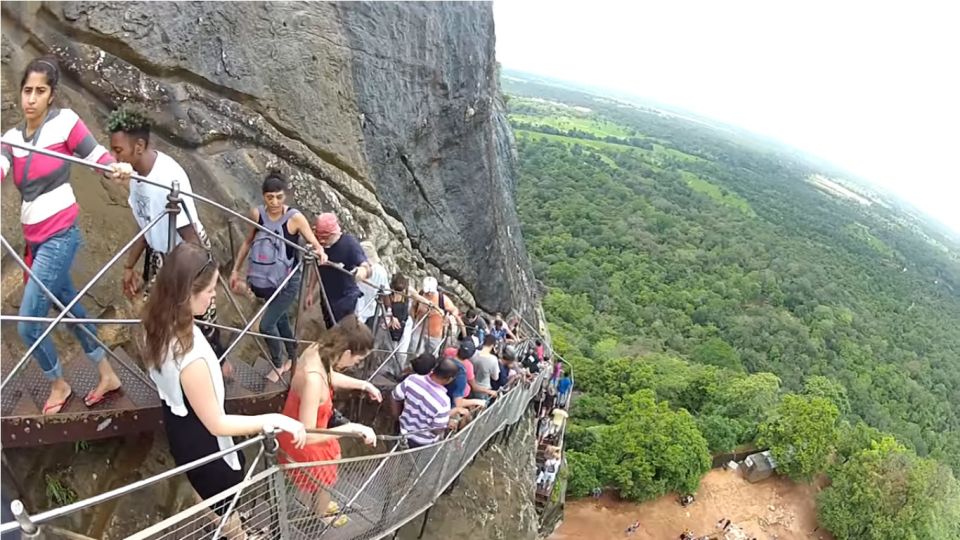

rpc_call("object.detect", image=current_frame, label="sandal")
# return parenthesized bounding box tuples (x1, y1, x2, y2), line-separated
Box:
(324, 515, 349, 528)
(84, 387, 122, 408)
(43, 391, 73, 415)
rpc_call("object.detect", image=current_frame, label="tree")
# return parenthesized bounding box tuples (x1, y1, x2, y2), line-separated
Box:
(566, 451, 602, 498)
(697, 414, 742, 453)
(707, 372, 781, 442)
(691, 337, 743, 372)
(594, 391, 711, 501)
(758, 394, 839, 481)
(818, 437, 960, 540)
(834, 421, 885, 466)
(803, 375, 851, 416)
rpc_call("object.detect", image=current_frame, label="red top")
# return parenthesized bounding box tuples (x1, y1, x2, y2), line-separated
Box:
(278, 386, 341, 490)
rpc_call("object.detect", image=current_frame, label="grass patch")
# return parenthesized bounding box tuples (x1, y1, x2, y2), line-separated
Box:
(45, 473, 77, 506)
(509, 113, 634, 139)
(681, 172, 756, 216)
(843, 223, 897, 258)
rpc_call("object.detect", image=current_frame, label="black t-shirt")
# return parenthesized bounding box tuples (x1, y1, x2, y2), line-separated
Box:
(521, 353, 540, 373)
(464, 316, 489, 337)
(319, 233, 366, 305)
(491, 362, 511, 391)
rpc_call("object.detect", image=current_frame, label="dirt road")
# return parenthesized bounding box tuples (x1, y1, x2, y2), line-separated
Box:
(550, 469, 832, 540)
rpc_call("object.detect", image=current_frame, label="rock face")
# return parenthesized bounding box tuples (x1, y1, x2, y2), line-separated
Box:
(397, 411, 541, 540)
(1, 2, 544, 538)
(0, 0, 538, 317)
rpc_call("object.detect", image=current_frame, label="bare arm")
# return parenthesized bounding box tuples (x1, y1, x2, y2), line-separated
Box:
(354, 261, 371, 282)
(122, 237, 148, 299)
(296, 348, 363, 445)
(124, 236, 148, 270)
(454, 396, 487, 409)
(180, 359, 304, 444)
(231, 208, 260, 275)
(407, 287, 431, 307)
(289, 212, 327, 263)
(331, 371, 381, 402)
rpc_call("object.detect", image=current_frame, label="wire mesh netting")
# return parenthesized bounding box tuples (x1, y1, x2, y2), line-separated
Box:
(0, 340, 549, 539)
(116, 371, 546, 540)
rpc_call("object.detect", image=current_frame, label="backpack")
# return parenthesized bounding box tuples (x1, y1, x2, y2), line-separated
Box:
(247, 206, 298, 289)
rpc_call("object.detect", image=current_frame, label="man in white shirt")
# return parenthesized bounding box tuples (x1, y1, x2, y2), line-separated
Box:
(108, 108, 224, 357)
(355, 241, 390, 330)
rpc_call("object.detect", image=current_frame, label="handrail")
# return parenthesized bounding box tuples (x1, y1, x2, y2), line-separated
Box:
(0, 212, 166, 390)
(364, 312, 430, 382)
(0, 139, 482, 307)
(0, 138, 444, 299)
(0, 138, 313, 260)
(0, 237, 156, 389)
(0, 434, 267, 534)
(0, 135, 559, 539)
(0, 370, 548, 536)
(0, 315, 306, 345)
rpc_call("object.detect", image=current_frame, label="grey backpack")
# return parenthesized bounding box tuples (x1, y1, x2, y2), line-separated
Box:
(247, 206, 298, 289)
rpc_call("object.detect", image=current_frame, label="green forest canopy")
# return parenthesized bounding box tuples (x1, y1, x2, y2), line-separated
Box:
(506, 78, 960, 536)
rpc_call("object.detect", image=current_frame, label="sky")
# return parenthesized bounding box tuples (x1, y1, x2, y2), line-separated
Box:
(493, 0, 960, 234)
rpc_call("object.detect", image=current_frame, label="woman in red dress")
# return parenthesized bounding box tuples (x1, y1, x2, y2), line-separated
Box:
(278, 315, 381, 526)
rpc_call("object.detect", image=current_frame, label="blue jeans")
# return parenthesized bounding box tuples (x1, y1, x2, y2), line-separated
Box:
(252, 270, 301, 367)
(18, 225, 105, 380)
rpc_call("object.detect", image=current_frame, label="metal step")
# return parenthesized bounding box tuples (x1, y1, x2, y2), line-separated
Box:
(61, 351, 138, 414)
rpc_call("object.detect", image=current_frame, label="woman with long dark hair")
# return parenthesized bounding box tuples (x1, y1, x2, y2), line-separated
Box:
(278, 314, 381, 527)
(142, 242, 306, 533)
(1, 56, 132, 413)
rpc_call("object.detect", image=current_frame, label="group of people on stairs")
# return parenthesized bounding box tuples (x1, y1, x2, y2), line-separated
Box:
(3, 55, 551, 536)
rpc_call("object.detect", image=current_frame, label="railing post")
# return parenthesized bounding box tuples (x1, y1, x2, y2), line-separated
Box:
(166, 180, 181, 254)
(292, 250, 314, 361)
(263, 428, 291, 539)
(10, 500, 38, 537)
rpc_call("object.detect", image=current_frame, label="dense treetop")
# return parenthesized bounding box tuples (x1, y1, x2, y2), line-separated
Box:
(505, 77, 960, 533)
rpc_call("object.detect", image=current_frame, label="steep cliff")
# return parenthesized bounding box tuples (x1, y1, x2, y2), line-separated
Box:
(0, 0, 538, 316)
(1, 1, 543, 537)
(397, 411, 541, 540)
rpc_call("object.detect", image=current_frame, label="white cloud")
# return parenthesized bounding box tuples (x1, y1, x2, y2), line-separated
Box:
(494, 0, 960, 233)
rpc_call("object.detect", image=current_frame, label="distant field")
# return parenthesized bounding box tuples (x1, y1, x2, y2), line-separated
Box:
(681, 171, 756, 216)
(508, 112, 635, 139)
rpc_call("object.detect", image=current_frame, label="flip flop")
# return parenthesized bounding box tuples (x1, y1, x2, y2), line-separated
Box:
(84, 387, 122, 408)
(323, 515, 349, 528)
(43, 391, 73, 415)
(324, 502, 340, 516)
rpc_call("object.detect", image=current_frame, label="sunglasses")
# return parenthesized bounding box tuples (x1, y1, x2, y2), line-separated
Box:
(195, 250, 214, 279)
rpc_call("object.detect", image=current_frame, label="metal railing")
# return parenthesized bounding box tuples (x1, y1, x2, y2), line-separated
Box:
(1, 138, 557, 538)
(1, 371, 547, 538)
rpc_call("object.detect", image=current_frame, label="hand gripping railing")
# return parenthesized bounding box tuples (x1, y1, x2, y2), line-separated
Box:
(1, 138, 555, 538)
(0, 371, 549, 538)
(0, 138, 348, 390)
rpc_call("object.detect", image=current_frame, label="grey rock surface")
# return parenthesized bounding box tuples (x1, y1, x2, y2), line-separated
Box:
(1, 0, 539, 317)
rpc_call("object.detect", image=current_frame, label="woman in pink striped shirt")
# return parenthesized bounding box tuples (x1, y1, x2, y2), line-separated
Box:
(1, 57, 132, 414)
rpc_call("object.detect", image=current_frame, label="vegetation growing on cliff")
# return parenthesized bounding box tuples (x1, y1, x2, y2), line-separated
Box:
(506, 78, 960, 535)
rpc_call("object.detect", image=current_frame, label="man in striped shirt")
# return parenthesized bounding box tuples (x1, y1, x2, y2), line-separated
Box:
(391, 356, 461, 448)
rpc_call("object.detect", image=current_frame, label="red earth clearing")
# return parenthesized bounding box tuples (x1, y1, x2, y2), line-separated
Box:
(550, 469, 834, 540)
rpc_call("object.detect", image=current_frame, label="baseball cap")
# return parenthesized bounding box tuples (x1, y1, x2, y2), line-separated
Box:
(457, 340, 476, 360)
